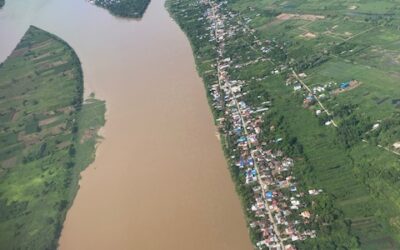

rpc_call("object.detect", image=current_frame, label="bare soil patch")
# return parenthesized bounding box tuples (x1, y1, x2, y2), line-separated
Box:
(301, 32, 317, 39)
(80, 128, 96, 144)
(56, 141, 71, 150)
(18, 132, 41, 146)
(39, 116, 59, 127)
(332, 80, 361, 95)
(277, 13, 325, 21)
(1, 156, 17, 169)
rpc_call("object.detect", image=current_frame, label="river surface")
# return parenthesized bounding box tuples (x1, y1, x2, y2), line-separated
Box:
(0, 0, 252, 249)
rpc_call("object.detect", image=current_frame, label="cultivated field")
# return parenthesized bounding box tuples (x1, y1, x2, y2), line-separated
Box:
(0, 26, 105, 249)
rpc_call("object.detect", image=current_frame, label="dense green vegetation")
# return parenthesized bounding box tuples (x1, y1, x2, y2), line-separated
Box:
(0, 0, 4, 8)
(94, 0, 150, 18)
(0, 26, 105, 249)
(167, 0, 400, 249)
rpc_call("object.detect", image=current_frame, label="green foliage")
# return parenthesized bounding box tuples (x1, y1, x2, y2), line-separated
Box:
(95, 0, 150, 18)
(337, 114, 369, 148)
(0, 26, 105, 249)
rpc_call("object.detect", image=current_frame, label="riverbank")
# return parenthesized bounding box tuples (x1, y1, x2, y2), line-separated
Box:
(166, 1, 321, 249)
(0, 26, 105, 249)
(167, 0, 400, 248)
(91, 0, 150, 18)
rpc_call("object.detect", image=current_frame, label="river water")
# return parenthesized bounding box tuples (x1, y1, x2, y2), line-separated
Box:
(0, 0, 252, 249)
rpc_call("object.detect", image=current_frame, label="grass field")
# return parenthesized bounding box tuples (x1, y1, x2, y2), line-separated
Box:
(0, 26, 105, 249)
(168, 0, 400, 248)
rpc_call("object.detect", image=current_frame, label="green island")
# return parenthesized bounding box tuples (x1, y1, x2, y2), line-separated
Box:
(167, 0, 400, 249)
(0, 26, 105, 249)
(92, 0, 150, 18)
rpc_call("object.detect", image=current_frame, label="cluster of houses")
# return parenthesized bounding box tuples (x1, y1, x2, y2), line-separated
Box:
(203, 1, 319, 249)
(287, 73, 359, 127)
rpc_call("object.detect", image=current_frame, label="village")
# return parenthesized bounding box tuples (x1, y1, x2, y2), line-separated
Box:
(201, 0, 323, 249)
(167, 0, 400, 247)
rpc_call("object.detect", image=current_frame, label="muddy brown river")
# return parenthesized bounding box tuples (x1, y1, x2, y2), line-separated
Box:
(0, 0, 252, 249)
